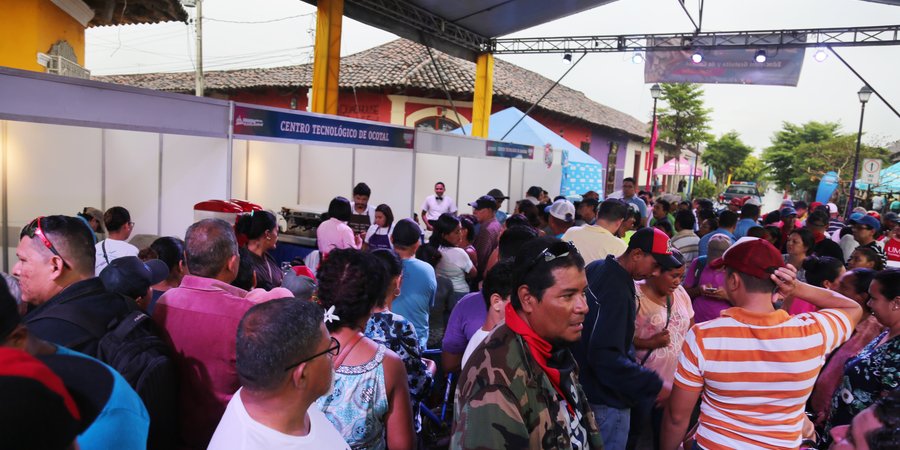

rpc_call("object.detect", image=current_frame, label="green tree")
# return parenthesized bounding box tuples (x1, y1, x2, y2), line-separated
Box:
(790, 134, 890, 196)
(702, 132, 754, 187)
(732, 155, 769, 192)
(691, 179, 717, 200)
(656, 83, 713, 154)
(762, 121, 840, 193)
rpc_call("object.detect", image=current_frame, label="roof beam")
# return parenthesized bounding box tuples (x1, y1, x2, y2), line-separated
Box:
(308, 0, 490, 60)
(489, 24, 900, 54)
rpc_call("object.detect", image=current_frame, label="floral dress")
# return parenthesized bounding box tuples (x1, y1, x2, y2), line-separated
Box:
(823, 330, 900, 443)
(365, 311, 433, 432)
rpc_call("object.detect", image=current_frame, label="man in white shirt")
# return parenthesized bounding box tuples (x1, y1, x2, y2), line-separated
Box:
(94, 206, 138, 275)
(562, 199, 629, 263)
(209, 298, 349, 450)
(420, 181, 457, 231)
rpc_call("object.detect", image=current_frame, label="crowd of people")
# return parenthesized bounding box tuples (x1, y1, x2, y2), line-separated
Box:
(1, 182, 899, 450)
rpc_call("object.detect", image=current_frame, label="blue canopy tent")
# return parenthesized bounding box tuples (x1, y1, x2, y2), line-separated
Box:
(856, 161, 900, 194)
(455, 107, 605, 197)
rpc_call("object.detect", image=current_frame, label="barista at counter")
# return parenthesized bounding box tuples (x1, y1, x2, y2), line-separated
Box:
(318, 196, 362, 256)
(235, 210, 283, 290)
(349, 182, 377, 235)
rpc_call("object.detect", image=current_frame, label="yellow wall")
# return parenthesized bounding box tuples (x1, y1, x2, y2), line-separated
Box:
(0, 0, 86, 72)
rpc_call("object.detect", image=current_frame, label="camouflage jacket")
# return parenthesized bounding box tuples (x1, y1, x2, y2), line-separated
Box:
(451, 324, 604, 450)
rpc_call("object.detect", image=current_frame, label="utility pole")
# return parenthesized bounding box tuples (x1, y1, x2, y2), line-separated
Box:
(194, 0, 204, 97)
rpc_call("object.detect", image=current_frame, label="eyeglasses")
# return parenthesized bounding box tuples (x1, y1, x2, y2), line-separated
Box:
(283, 337, 340, 372)
(22, 217, 69, 268)
(522, 241, 579, 275)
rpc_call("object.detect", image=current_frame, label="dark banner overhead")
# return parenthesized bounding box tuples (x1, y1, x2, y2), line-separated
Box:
(485, 140, 534, 159)
(233, 104, 415, 149)
(644, 36, 805, 86)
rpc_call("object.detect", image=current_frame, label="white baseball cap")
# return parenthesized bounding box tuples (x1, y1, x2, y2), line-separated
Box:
(548, 199, 576, 222)
(827, 202, 839, 214)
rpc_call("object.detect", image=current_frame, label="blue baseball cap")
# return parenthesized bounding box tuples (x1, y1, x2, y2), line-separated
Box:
(780, 207, 797, 217)
(848, 212, 865, 224)
(853, 215, 881, 232)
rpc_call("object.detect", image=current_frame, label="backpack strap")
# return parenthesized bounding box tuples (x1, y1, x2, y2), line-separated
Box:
(101, 240, 110, 264)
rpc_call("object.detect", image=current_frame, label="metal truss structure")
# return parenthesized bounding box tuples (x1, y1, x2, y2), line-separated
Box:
(489, 25, 900, 54)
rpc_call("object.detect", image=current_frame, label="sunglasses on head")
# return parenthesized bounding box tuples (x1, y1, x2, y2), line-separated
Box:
(522, 241, 579, 274)
(283, 336, 340, 372)
(21, 217, 69, 268)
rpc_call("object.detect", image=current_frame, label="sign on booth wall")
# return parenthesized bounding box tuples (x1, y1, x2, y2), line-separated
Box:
(861, 158, 882, 185)
(485, 140, 534, 159)
(233, 105, 415, 149)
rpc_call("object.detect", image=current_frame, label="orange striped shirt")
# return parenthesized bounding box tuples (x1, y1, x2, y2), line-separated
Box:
(674, 307, 852, 449)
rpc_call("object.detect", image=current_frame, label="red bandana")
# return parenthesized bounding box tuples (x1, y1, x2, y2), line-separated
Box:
(504, 302, 573, 414)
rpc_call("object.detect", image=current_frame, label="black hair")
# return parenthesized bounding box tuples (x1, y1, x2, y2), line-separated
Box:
(674, 210, 696, 230)
(504, 213, 530, 230)
(789, 228, 816, 255)
(802, 256, 844, 287)
(702, 217, 719, 231)
(236, 298, 324, 391)
(806, 210, 829, 228)
(867, 387, 900, 450)
(794, 200, 808, 210)
(718, 210, 739, 228)
(698, 208, 717, 222)
(315, 249, 385, 331)
(103, 206, 131, 232)
(232, 247, 256, 291)
(839, 226, 854, 239)
(873, 269, 900, 299)
(234, 210, 277, 242)
(516, 201, 542, 229)
(679, 200, 691, 209)
(553, 195, 567, 202)
(429, 213, 461, 248)
(622, 177, 636, 186)
(149, 236, 184, 273)
(435, 181, 445, 189)
(526, 186, 543, 198)
(845, 268, 877, 297)
(763, 225, 781, 243)
(20, 215, 96, 276)
(352, 182, 371, 197)
(747, 226, 767, 239)
(597, 199, 628, 222)
(740, 203, 761, 219)
(371, 249, 402, 307)
(327, 196, 352, 222)
(510, 237, 585, 310)
(654, 219, 674, 237)
(727, 268, 775, 294)
(184, 218, 239, 278)
(655, 199, 671, 212)
(498, 225, 539, 260)
(374, 204, 394, 228)
(414, 243, 442, 268)
(762, 210, 782, 225)
(458, 215, 476, 244)
(482, 260, 516, 309)
(696, 199, 714, 211)
(391, 218, 421, 249)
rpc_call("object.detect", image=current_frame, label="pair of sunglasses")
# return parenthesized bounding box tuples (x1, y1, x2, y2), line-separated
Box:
(21, 217, 69, 268)
(522, 240, 579, 275)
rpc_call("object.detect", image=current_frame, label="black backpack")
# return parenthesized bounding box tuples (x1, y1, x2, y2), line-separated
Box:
(45, 305, 178, 450)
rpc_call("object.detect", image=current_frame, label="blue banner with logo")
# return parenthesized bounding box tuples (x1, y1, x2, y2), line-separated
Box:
(233, 105, 415, 149)
(485, 140, 534, 159)
(816, 171, 840, 204)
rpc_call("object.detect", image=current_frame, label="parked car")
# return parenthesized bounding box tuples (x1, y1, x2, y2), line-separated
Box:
(719, 181, 762, 206)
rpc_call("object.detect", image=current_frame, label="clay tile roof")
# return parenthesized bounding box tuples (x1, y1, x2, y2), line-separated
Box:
(85, 0, 188, 27)
(95, 38, 650, 139)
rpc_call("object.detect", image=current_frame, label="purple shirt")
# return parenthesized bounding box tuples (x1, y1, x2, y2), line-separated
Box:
(473, 218, 502, 277)
(153, 275, 255, 450)
(683, 260, 729, 323)
(442, 292, 487, 354)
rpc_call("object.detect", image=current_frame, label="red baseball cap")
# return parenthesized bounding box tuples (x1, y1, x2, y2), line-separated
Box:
(709, 237, 785, 279)
(628, 227, 681, 269)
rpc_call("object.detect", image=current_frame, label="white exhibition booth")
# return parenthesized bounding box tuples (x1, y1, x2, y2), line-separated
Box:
(0, 67, 570, 271)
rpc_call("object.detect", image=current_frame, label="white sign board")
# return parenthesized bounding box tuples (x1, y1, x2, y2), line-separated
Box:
(861, 158, 882, 185)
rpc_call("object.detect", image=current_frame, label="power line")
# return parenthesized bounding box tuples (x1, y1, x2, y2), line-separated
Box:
(204, 13, 314, 24)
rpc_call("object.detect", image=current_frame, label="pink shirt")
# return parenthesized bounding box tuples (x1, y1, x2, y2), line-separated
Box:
(316, 218, 360, 255)
(154, 275, 255, 450)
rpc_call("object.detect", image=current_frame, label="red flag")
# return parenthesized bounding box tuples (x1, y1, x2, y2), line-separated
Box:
(645, 116, 658, 192)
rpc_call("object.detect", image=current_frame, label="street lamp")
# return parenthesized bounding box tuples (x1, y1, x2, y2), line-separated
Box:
(846, 85, 873, 218)
(645, 84, 662, 192)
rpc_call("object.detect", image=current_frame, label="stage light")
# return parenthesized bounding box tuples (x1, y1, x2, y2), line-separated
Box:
(814, 48, 828, 62)
(690, 50, 703, 64)
(754, 49, 767, 63)
(563, 53, 572, 64)
(632, 52, 644, 64)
